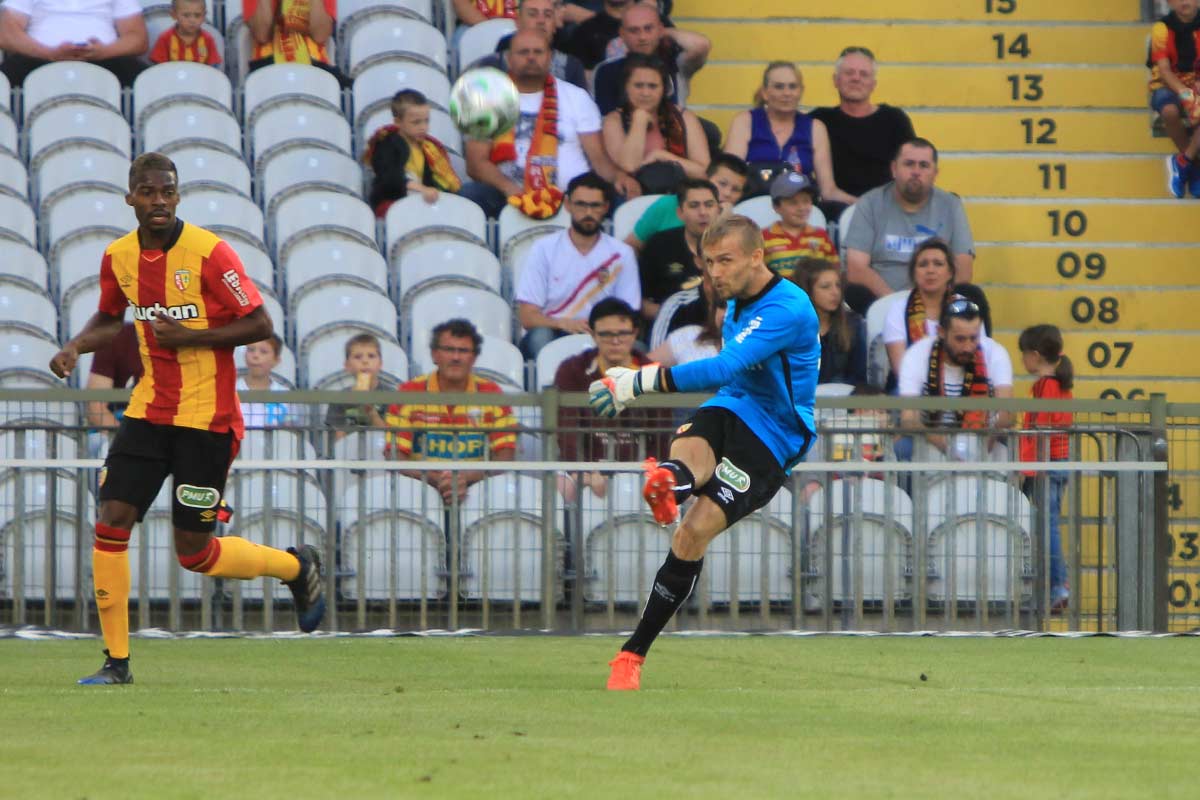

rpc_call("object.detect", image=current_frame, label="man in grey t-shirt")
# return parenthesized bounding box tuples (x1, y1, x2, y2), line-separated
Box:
(843, 137, 975, 312)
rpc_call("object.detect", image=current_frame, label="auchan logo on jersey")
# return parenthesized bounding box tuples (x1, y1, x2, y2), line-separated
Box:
(129, 301, 200, 322)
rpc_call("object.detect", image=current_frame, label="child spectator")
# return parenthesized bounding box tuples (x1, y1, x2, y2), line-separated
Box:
(761, 172, 837, 280)
(364, 89, 463, 217)
(1017, 324, 1074, 612)
(325, 332, 394, 439)
(237, 334, 293, 428)
(794, 258, 865, 386)
(1148, 0, 1200, 197)
(149, 0, 220, 65)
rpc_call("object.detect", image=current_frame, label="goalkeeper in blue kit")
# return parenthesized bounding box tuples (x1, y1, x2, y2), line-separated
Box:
(589, 213, 821, 690)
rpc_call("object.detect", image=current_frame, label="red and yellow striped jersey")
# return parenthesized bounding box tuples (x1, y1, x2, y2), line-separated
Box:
(97, 222, 264, 438)
(384, 372, 517, 459)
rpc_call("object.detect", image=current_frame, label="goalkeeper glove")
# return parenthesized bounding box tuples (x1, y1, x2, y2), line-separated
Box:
(588, 364, 663, 418)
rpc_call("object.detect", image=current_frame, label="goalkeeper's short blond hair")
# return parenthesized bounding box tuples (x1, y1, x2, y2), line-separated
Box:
(700, 212, 764, 258)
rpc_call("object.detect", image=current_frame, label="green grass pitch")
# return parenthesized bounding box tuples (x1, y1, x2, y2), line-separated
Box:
(1, 636, 1195, 799)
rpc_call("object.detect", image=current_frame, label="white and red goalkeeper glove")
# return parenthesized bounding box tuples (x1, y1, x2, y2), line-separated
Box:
(587, 364, 663, 418)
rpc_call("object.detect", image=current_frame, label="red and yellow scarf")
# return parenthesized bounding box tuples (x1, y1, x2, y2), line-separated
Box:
(363, 127, 462, 192)
(491, 74, 562, 220)
(904, 289, 962, 345)
(924, 339, 992, 429)
(252, 0, 330, 64)
(475, 0, 517, 18)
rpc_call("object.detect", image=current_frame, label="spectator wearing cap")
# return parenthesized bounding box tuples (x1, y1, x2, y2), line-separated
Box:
(809, 46, 915, 217)
(0, 0, 148, 86)
(761, 172, 837, 280)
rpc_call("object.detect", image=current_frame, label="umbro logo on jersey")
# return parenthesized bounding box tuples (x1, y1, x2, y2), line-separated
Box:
(130, 301, 199, 322)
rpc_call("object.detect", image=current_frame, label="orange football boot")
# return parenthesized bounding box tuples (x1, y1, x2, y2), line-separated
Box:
(642, 458, 678, 525)
(606, 651, 645, 690)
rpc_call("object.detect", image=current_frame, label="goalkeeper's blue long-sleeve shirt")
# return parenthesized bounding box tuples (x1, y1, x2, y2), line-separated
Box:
(666, 275, 820, 472)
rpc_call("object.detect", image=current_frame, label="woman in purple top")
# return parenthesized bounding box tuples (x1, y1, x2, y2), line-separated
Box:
(724, 62, 855, 205)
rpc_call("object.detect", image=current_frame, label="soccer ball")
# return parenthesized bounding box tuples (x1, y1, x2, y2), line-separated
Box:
(449, 67, 520, 140)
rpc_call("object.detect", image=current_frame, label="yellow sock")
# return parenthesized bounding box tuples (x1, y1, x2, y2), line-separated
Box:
(92, 523, 132, 659)
(192, 536, 301, 581)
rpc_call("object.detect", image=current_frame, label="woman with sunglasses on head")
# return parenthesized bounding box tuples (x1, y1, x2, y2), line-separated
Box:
(601, 53, 711, 193)
(723, 61, 855, 205)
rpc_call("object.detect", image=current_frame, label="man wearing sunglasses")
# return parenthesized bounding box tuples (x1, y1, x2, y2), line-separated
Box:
(897, 299, 1013, 462)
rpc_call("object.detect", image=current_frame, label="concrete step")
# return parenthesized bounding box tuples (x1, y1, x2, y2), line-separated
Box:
(987, 287, 1200, 332)
(991, 331, 1200, 378)
(1009, 378, 1200, 403)
(975, 244, 1200, 287)
(678, 0, 1139, 23)
(963, 200, 1200, 244)
(939, 154, 1170, 199)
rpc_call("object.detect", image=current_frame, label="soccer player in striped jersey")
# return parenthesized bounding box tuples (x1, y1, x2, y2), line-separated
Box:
(49, 153, 325, 685)
(589, 213, 820, 690)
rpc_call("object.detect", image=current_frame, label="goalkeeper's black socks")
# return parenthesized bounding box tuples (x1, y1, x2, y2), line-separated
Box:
(658, 459, 695, 507)
(622, 550, 704, 657)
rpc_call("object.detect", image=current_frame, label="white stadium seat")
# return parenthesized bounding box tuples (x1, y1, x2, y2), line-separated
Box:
(498, 204, 569, 294)
(63, 281, 99, 340)
(27, 105, 131, 168)
(229, 243, 277, 298)
(705, 488, 795, 603)
(272, 190, 378, 262)
(127, 489, 203, 601)
(733, 194, 826, 230)
(457, 18, 515, 73)
(0, 150, 28, 199)
(0, 471, 92, 600)
(0, 242, 49, 292)
(384, 193, 486, 265)
(581, 472, 673, 604)
(410, 333, 524, 389)
(177, 189, 267, 252)
(0, 113, 17, 156)
(339, 0, 435, 40)
(393, 239, 501, 306)
(22, 62, 121, 123)
(284, 238, 389, 302)
(346, 18, 447, 78)
(259, 149, 363, 217)
(243, 63, 342, 127)
(172, 146, 253, 198)
(460, 474, 563, 602)
(0, 195, 37, 248)
(836, 203, 855, 253)
(142, 105, 242, 157)
(0, 71, 9, 115)
(534, 333, 593, 389)
(132, 62, 234, 127)
(0, 280, 56, 340)
(34, 147, 128, 214)
(250, 103, 353, 172)
(303, 332, 408, 389)
(238, 429, 318, 460)
(863, 290, 906, 388)
(0, 330, 60, 384)
(293, 283, 398, 354)
(612, 193, 665, 242)
(405, 284, 510, 353)
(352, 63, 451, 139)
(44, 189, 133, 258)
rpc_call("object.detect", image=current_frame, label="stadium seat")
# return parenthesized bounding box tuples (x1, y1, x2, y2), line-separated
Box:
(21, 62, 121, 124)
(172, 146, 253, 198)
(409, 333, 525, 388)
(498, 205, 569, 295)
(233, 244, 277, 299)
(44, 189, 133, 262)
(132, 62, 234, 128)
(807, 478, 915, 605)
(863, 291, 906, 389)
(177, 189, 267, 253)
(141, 105, 243, 157)
(234, 341, 298, 387)
(327, 429, 390, 504)
(284, 239, 390, 311)
(303, 332, 409, 389)
(581, 472, 673, 604)
(612, 193, 665, 242)
(259, 149, 363, 217)
(346, 18, 448, 78)
(0, 428, 80, 475)
(0, 471, 91, 601)
(292, 284, 399, 356)
(0, 196, 37, 248)
(405, 284, 511, 354)
(925, 476, 1033, 604)
(456, 18, 515, 73)
(704, 487, 794, 604)
(34, 147, 128, 215)
(384, 193, 487, 265)
(733, 195, 826, 230)
(0, 71, 9, 116)
(352, 63, 451, 135)
(249, 104, 354, 174)
(26, 105, 131, 169)
(127, 489, 203, 602)
(534, 333, 593, 389)
(0, 330, 60, 386)
(239, 429, 318, 460)
(0, 113, 17, 156)
(0, 242, 49, 292)
(459, 474, 563, 602)
(0, 279, 57, 341)
(242, 63, 343, 128)
(339, 0, 435, 41)
(63, 280, 99, 341)
(393, 239, 501, 307)
(359, 104, 461, 161)
(0, 150, 28, 199)
(272, 190, 378, 263)
(835, 204, 855, 255)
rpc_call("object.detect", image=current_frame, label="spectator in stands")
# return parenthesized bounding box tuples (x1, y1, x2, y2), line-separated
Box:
(809, 46, 915, 216)
(471, 0, 587, 89)
(637, 177, 715, 320)
(794, 258, 865, 386)
(84, 321, 142, 457)
(624, 153, 747, 251)
(1148, 0, 1200, 197)
(515, 171, 641, 357)
(601, 53, 710, 193)
(383, 319, 516, 503)
(461, 29, 639, 218)
(646, 275, 721, 367)
(452, 0, 516, 32)
(898, 298, 1012, 462)
(238, 334, 294, 428)
(842, 137, 976, 316)
(647, 237, 708, 348)
(555, 298, 668, 500)
(364, 89, 462, 217)
(244, 0, 340, 81)
(590, 3, 710, 116)
(149, 0, 219, 65)
(325, 332, 394, 440)
(1017, 323, 1073, 612)
(0, 0, 147, 87)
(881, 239, 985, 381)
(723, 62, 854, 206)
(564, 0, 625, 72)
(761, 172, 837, 279)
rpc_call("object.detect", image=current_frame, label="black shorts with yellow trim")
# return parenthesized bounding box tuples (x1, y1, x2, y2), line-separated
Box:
(98, 416, 236, 532)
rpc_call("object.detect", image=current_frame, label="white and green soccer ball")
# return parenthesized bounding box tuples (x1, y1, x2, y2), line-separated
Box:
(449, 67, 520, 140)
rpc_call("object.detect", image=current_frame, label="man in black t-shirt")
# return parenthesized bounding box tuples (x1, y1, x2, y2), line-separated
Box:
(565, 0, 628, 70)
(637, 177, 717, 322)
(809, 47, 915, 215)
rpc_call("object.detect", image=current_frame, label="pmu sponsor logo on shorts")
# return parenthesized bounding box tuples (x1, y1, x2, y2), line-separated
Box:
(715, 457, 751, 493)
(130, 301, 199, 322)
(222, 269, 251, 307)
(176, 484, 220, 509)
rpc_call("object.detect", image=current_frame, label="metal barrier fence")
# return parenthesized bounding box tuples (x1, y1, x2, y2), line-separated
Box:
(0, 389, 1175, 633)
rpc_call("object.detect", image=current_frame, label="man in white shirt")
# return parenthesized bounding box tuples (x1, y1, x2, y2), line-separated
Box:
(0, 0, 148, 86)
(515, 171, 641, 357)
(461, 28, 639, 218)
(898, 298, 1012, 462)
